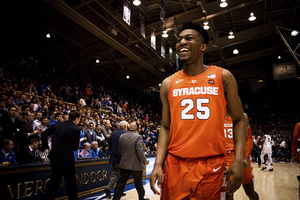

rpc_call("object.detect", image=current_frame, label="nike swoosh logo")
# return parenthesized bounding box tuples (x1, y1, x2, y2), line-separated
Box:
(176, 80, 184, 84)
(213, 166, 222, 172)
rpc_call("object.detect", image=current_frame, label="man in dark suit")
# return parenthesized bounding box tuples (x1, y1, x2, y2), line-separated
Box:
(113, 122, 149, 200)
(42, 110, 81, 200)
(105, 120, 128, 198)
(21, 136, 45, 164)
(84, 122, 97, 144)
(0, 106, 23, 157)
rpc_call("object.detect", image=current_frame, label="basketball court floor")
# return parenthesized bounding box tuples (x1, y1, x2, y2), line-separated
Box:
(79, 162, 298, 200)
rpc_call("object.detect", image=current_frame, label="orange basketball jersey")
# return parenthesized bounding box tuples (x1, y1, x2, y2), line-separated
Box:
(167, 65, 227, 158)
(225, 115, 253, 157)
(224, 116, 234, 152)
(245, 128, 253, 157)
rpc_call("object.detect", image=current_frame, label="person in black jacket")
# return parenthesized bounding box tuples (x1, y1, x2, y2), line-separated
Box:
(105, 120, 128, 198)
(21, 136, 45, 164)
(0, 105, 23, 159)
(42, 110, 81, 200)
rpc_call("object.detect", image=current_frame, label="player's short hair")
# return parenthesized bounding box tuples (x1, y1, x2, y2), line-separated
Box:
(181, 22, 209, 45)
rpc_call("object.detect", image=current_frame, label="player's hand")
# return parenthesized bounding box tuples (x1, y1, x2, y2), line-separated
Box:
(226, 159, 243, 195)
(150, 165, 163, 195)
(243, 157, 250, 168)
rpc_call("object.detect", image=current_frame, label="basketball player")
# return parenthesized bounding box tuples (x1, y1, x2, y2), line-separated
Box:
(292, 122, 300, 199)
(260, 134, 274, 171)
(150, 22, 246, 200)
(225, 113, 259, 200)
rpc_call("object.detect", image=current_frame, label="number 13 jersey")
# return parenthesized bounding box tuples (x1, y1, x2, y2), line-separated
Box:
(167, 65, 227, 158)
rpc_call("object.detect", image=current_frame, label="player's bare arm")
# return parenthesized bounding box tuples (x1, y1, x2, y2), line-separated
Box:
(223, 69, 246, 194)
(150, 76, 171, 195)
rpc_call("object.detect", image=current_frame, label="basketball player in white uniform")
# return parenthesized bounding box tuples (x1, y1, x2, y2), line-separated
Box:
(260, 134, 274, 171)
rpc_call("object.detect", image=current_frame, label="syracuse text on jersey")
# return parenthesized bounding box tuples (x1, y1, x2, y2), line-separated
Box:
(224, 123, 233, 127)
(172, 86, 219, 97)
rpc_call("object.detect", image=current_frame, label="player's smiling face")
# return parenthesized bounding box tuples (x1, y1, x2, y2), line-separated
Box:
(176, 29, 207, 64)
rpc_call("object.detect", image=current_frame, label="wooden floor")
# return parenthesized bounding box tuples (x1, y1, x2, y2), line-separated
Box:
(83, 162, 299, 200)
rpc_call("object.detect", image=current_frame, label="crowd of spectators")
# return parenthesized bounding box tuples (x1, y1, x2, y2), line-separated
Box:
(0, 53, 161, 166)
(0, 52, 299, 167)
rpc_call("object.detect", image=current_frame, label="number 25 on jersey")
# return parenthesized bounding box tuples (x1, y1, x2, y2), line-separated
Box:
(181, 98, 210, 120)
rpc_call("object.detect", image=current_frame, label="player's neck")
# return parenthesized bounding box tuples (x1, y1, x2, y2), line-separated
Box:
(183, 62, 208, 76)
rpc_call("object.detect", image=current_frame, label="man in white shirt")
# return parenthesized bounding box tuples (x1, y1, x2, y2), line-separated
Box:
(260, 134, 274, 171)
(33, 111, 42, 130)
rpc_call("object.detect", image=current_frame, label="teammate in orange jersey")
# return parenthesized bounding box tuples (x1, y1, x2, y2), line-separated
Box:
(225, 113, 259, 200)
(150, 22, 246, 200)
(292, 122, 300, 199)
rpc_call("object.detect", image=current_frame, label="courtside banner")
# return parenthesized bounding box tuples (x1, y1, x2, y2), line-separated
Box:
(0, 159, 112, 199)
(273, 63, 297, 80)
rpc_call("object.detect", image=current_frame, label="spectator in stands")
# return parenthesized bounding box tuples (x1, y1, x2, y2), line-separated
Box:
(80, 142, 92, 158)
(47, 111, 57, 127)
(21, 137, 45, 164)
(99, 143, 110, 158)
(21, 111, 39, 137)
(95, 123, 106, 147)
(63, 112, 69, 121)
(33, 111, 42, 130)
(90, 141, 99, 158)
(35, 140, 49, 162)
(85, 123, 97, 144)
(0, 139, 18, 166)
(3, 96, 14, 112)
(93, 114, 100, 126)
(101, 119, 112, 139)
(35, 116, 48, 133)
(79, 95, 87, 107)
(0, 98, 7, 118)
(31, 96, 40, 112)
(50, 112, 63, 126)
(78, 122, 86, 149)
(0, 105, 23, 154)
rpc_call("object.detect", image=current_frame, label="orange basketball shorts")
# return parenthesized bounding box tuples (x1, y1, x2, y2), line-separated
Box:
(225, 150, 254, 184)
(242, 156, 254, 184)
(160, 153, 226, 200)
(225, 150, 234, 169)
